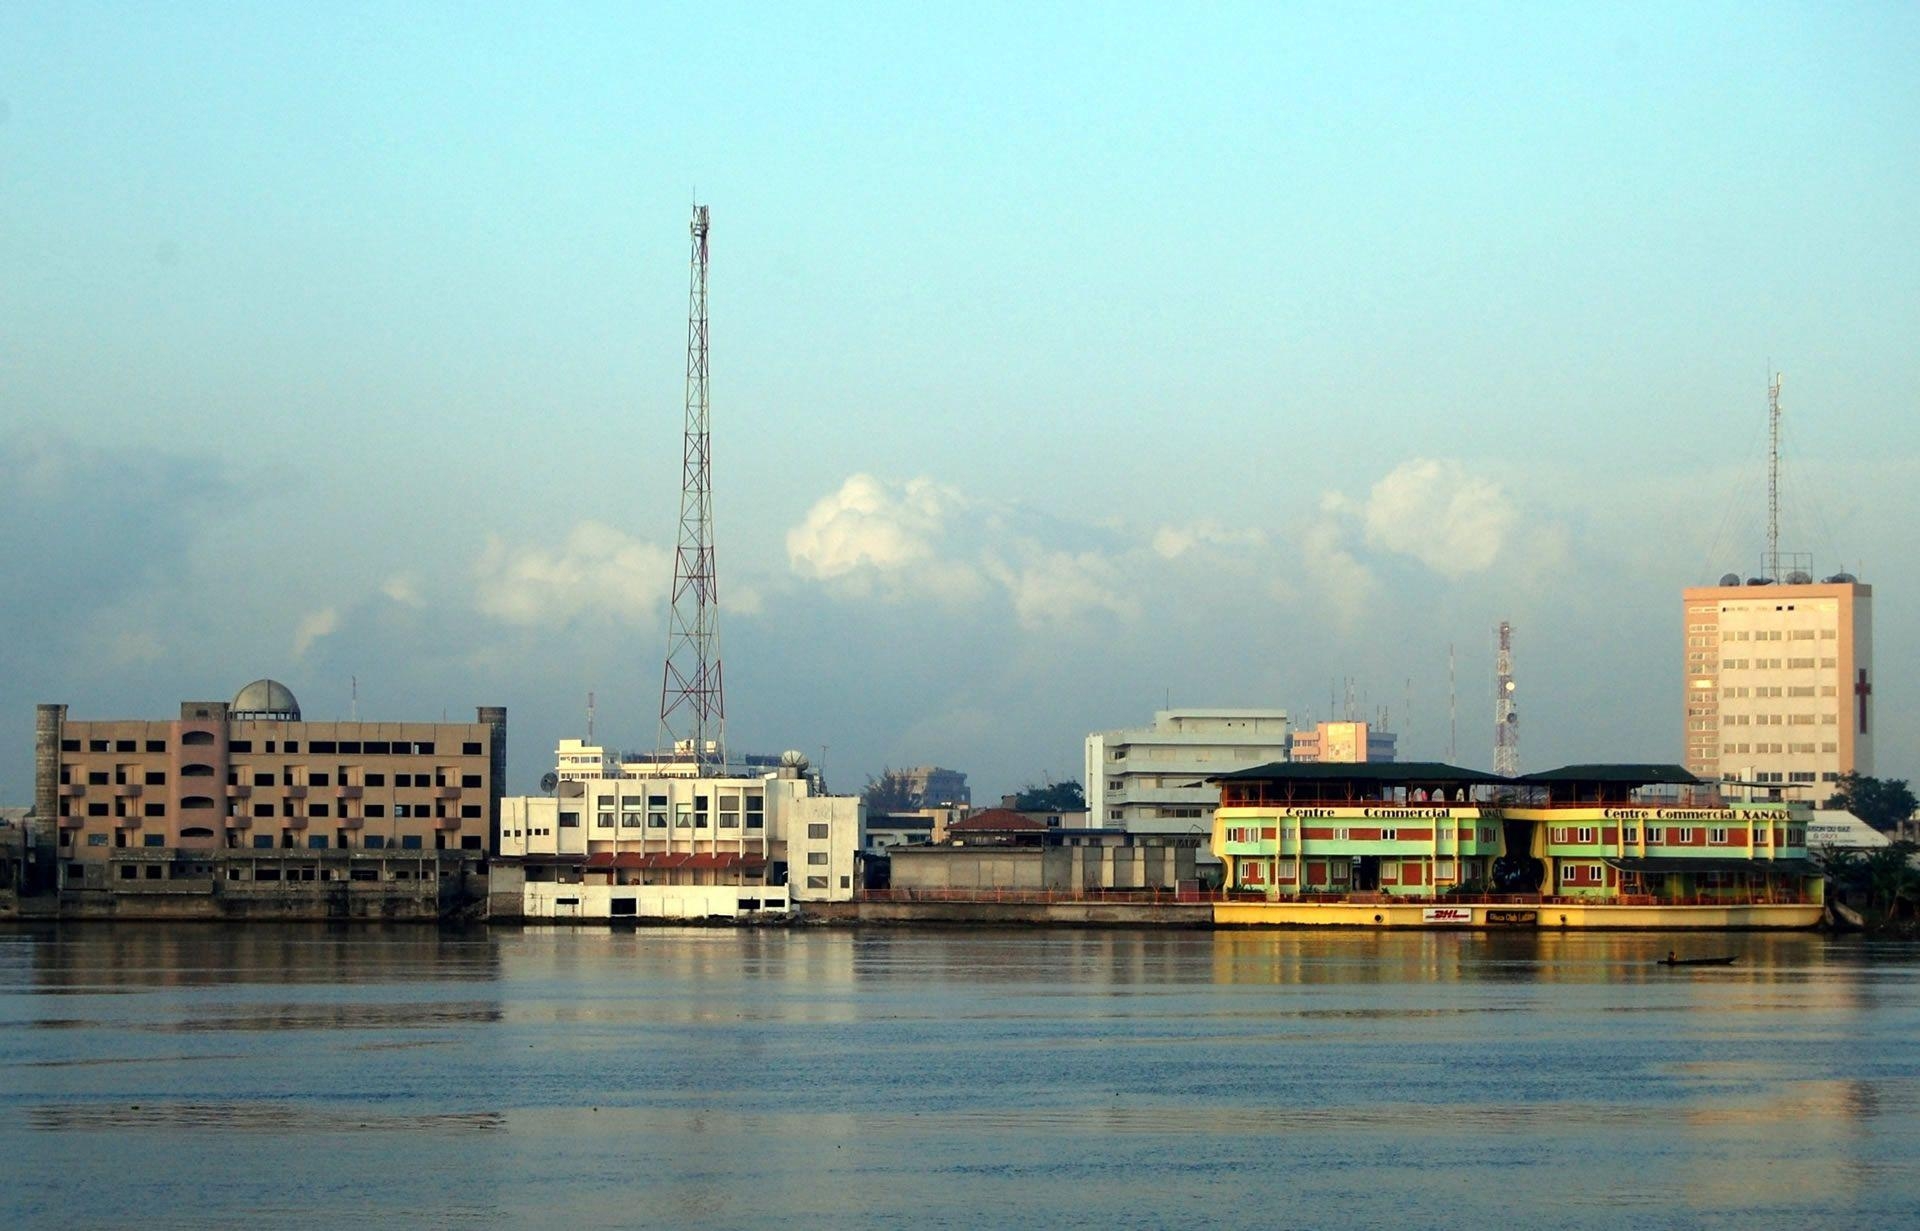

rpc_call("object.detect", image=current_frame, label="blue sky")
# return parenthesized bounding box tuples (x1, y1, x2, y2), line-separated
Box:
(4, 3, 1917, 798)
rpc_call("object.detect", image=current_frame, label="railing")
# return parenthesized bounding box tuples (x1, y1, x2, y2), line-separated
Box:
(858, 888, 1817, 907)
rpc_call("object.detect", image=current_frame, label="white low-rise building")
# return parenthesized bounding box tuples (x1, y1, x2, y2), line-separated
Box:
(1085, 708, 1291, 865)
(496, 746, 862, 921)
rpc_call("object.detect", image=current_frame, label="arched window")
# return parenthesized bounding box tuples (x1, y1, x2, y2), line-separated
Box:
(180, 796, 216, 810)
(179, 826, 215, 839)
(180, 763, 217, 777)
(182, 730, 217, 746)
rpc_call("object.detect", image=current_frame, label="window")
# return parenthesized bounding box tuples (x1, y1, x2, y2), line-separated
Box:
(1379, 828, 1397, 841)
(1576, 827, 1595, 843)
(144, 802, 164, 817)
(143, 833, 164, 847)
(365, 835, 386, 849)
(414, 742, 434, 755)
(1647, 828, 1664, 843)
(394, 774, 412, 787)
(1623, 827, 1639, 843)
(283, 741, 299, 753)
(86, 832, 108, 846)
(401, 835, 423, 850)
(146, 738, 168, 753)
(806, 851, 830, 866)
(365, 804, 386, 818)
(1709, 828, 1729, 843)
(309, 803, 329, 817)
(594, 811, 612, 829)
(308, 835, 330, 849)
(88, 802, 109, 816)
(310, 741, 337, 754)
(340, 741, 362, 754)
(395, 804, 412, 819)
(365, 773, 386, 787)
(1673, 828, 1695, 843)
(746, 796, 765, 829)
(461, 773, 482, 788)
(463, 741, 483, 755)
(807, 823, 830, 840)
(116, 739, 136, 752)
(461, 804, 482, 819)
(806, 876, 829, 890)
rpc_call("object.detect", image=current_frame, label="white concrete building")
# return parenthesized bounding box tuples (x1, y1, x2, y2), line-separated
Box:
(1084, 709, 1290, 861)
(1682, 576, 1873, 801)
(496, 744, 862, 921)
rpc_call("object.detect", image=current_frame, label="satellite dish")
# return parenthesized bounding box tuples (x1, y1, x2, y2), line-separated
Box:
(1785, 571, 1813, 585)
(780, 749, 810, 772)
(540, 771, 559, 793)
(1718, 573, 1741, 587)
(1826, 572, 1857, 584)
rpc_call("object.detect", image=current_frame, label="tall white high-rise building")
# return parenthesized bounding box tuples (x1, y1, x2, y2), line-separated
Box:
(1683, 574, 1873, 800)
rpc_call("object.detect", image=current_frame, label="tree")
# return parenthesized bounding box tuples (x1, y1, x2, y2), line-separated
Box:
(1825, 773, 1918, 832)
(861, 769, 916, 814)
(1013, 780, 1085, 812)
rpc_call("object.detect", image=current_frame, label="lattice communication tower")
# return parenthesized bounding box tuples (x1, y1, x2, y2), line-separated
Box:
(1494, 621, 1518, 777)
(658, 204, 727, 773)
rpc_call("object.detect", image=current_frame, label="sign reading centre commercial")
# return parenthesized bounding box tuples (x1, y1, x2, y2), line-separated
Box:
(1422, 907, 1473, 923)
(1255, 806, 1483, 818)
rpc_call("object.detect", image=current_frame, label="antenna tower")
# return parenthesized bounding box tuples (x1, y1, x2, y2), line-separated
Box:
(1494, 621, 1518, 776)
(658, 204, 726, 774)
(586, 691, 596, 745)
(1447, 644, 1457, 762)
(1766, 371, 1783, 581)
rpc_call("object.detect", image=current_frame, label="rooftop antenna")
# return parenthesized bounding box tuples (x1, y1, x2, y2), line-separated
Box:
(1766, 370, 1783, 581)
(587, 690, 596, 745)
(350, 675, 357, 723)
(658, 203, 727, 775)
(1494, 621, 1519, 776)
(1447, 643, 1457, 762)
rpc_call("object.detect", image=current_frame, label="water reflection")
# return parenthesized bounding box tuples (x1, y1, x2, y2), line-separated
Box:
(0, 926, 1915, 1229)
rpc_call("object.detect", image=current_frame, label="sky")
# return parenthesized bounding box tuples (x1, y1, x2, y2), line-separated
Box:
(3, 3, 1918, 801)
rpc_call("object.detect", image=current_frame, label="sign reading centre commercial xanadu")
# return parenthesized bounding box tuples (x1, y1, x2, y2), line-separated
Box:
(1255, 806, 1484, 818)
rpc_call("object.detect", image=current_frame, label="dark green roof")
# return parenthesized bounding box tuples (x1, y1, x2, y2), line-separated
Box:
(1517, 764, 1700, 786)
(1210, 761, 1507, 785)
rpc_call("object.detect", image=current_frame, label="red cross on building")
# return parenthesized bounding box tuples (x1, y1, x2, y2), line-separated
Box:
(1856, 669, 1871, 734)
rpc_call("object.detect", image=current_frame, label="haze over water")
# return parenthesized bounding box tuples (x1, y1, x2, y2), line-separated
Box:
(3, 926, 1917, 1229)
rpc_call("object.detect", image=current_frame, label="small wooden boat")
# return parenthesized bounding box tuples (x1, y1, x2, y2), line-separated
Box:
(1658, 954, 1737, 967)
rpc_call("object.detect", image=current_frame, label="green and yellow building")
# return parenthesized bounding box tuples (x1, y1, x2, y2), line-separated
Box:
(1211, 762, 1823, 929)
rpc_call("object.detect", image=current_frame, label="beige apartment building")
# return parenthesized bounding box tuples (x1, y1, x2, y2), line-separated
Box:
(1289, 720, 1398, 764)
(34, 679, 506, 903)
(1682, 577, 1872, 799)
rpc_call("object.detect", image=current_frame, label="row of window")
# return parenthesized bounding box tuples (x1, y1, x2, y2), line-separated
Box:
(63, 767, 482, 789)
(62, 737, 477, 756)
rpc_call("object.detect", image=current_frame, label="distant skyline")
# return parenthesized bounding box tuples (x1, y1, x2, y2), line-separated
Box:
(3, 4, 1917, 799)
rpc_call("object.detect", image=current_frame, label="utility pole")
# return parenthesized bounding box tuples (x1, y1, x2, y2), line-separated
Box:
(659, 204, 727, 774)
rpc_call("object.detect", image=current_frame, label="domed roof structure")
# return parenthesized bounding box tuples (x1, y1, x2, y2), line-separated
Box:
(231, 678, 301, 720)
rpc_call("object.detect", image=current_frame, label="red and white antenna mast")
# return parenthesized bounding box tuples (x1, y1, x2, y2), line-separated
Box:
(1494, 621, 1518, 777)
(658, 204, 726, 773)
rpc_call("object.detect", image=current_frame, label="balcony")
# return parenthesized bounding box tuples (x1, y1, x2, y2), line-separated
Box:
(435, 816, 462, 831)
(286, 815, 309, 830)
(229, 814, 252, 829)
(58, 784, 84, 797)
(433, 785, 461, 800)
(58, 816, 84, 830)
(285, 784, 308, 799)
(340, 816, 364, 830)
(336, 784, 364, 800)
(114, 815, 141, 829)
(226, 783, 251, 798)
(113, 783, 142, 798)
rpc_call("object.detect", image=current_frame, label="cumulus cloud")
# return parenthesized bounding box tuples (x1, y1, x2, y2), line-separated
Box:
(293, 607, 340, 658)
(1360, 459, 1516, 576)
(786, 474, 988, 602)
(1152, 521, 1267, 560)
(984, 550, 1137, 630)
(474, 520, 673, 627)
(1299, 512, 1378, 631)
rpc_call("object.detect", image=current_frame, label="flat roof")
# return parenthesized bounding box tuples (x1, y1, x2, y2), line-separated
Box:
(1210, 761, 1506, 784)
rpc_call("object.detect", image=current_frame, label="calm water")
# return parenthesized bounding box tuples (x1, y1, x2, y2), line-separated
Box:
(3, 925, 1917, 1229)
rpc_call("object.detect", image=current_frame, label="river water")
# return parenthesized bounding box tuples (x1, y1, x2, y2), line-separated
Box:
(3, 925, 1917, 1229)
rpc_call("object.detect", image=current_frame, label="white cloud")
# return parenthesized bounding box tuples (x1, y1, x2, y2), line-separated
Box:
(788, 474, 962, 574)
(293, 607, 339, 658)
(1152, 521, 1267, 560)
(1360, 458, 1516, 576)
(985, 550, 1137, 630)
(1299, 517, 1377, 631)
(381, 574, 425, 607)
(786, 474, 987, 602)
(474, 520, 673, 627)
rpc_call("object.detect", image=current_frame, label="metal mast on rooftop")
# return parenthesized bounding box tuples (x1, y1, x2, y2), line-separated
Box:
(1766, 371, 1783, 582)
(1493, 621, 1518, 777)
(658, 203, 726, 774)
